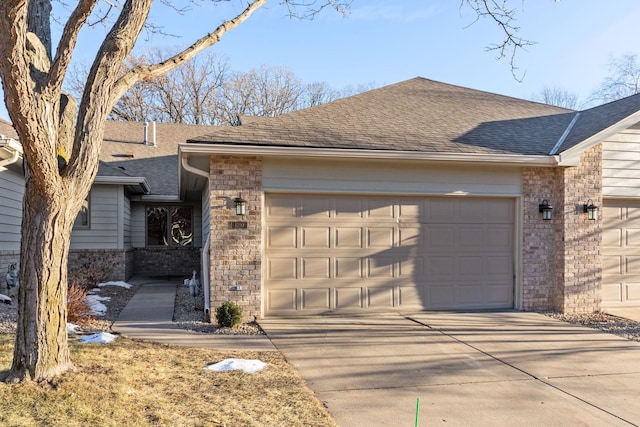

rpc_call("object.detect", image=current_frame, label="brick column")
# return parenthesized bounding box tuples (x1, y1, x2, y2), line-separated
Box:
(209, 155, 263, 321)
(521, 144, 602, 314)
(558, 145, 602, 313)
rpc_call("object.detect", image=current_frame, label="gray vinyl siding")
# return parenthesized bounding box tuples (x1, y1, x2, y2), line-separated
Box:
(70, 184, 121, 250)
(123, 195, 131, 247)
(0, 168, 24, 251)
(603, 123, 640, 198)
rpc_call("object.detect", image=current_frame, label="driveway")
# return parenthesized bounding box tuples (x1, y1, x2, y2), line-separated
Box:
(260, 312, 640, 426)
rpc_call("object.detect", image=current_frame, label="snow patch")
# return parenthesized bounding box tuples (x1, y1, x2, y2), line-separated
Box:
(98, 281, 132, 289)
(204, 359, 267, 374)
(0, 293, 11, 303)
(79, 332, 117, 344)
(86, 294, 110, 316)
(67, 323, 81, 334)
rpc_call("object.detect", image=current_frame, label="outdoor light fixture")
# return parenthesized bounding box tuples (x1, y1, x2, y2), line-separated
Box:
(233, 194, 247, 216)
(538, 199, 553, 220)
(583, 199, 598, 220)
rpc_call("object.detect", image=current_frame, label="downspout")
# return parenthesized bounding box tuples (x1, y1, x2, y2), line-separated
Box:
(181, 155, 210, 314)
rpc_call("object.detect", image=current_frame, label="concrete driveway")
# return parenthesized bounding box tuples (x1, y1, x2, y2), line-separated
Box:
(260, 312, 640, 426)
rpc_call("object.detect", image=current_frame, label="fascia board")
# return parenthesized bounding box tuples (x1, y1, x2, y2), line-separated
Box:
(93, 176, 150, 193)
(180, 143, 559, 167)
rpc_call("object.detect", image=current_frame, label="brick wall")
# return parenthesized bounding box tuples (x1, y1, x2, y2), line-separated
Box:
(522, 167, 563, 310)
(522, 145, 602, 313)
(208, 155, 262, 322)
(557, 145, 602, 313)
(133, 247, 200, 278)
(68, 248, 135, 282)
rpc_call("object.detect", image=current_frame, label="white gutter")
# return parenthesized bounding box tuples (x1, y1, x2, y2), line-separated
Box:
(181, 143, 560, 166)
(0, 136, 23, 168)
(181, 155, 209, 179)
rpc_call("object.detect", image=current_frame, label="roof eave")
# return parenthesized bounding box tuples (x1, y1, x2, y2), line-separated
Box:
(180, 143, 560, 167)
(557, 109, 640, 166)
(93, 175, 150, 194)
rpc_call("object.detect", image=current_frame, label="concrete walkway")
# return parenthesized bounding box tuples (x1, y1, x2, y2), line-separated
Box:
(112, 278, 276, 352)
(261, 312, 640, 427)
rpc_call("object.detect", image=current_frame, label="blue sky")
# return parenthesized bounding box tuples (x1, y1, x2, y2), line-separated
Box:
(2, 0, 640, 120)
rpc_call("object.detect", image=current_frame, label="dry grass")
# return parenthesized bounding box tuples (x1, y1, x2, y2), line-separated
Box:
(0, 334, 336, 427)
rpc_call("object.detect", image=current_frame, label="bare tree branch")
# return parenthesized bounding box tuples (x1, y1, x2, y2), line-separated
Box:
(112, 0, 267, 101)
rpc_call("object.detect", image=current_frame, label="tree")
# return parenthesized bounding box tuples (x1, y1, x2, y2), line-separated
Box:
(589, 53, 640, 105)
(0, 0, 536, 383)
(0, 0, 351, 383)
(532, 86, 578, 109)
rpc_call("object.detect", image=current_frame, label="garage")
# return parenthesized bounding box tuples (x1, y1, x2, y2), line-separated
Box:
(602, 199, 640, 306)
(264, 194, 515, 315)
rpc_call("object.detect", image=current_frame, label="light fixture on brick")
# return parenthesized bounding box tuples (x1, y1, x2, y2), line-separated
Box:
(538, 199, 553, 220)
(233, 194, 247, 216)
(583, 199, 598, 220)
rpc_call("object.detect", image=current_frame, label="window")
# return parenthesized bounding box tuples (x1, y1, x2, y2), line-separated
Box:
(74, 194, 90, 228)
(146, 206, 193, 246)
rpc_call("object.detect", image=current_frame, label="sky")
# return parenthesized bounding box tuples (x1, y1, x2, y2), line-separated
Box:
(2, 0, 640, 120)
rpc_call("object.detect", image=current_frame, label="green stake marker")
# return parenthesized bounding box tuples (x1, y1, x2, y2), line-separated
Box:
(415, 397, 420, 427)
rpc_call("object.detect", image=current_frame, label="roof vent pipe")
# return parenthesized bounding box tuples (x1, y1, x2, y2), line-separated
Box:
(151, 121, 156, 147)
(143, 121, 149, 145)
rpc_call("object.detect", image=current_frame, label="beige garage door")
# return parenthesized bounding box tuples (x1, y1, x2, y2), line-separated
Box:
(264, 194, 515, 316)
(603, 200, 640, 306)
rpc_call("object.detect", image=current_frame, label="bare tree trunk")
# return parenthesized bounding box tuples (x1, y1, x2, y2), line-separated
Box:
(6, 180, 75, 382)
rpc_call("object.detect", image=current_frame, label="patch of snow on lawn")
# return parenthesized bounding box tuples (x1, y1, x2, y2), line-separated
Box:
(98, 281, 132, 289)
(86, 294, 110, 316)
(0, 293, 11, 303)
(79, 332, 117, 344)
(204, 358, 267, 374)
(67, 323, 81, 334)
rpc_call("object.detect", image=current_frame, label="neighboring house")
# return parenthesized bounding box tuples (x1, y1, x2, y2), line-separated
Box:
(179, 77, 640, 320)
(4, 77, 640, 321)
(0, 118, 213, 289)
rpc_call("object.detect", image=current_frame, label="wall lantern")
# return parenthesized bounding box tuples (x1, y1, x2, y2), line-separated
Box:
(538, 199, 553, 220)
(233, 194, 247, 216)
(583, 199, 598, 220)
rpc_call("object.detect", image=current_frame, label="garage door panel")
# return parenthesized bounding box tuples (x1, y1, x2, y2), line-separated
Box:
(267, 196, 299, 218)
(268, 288, 298, 311)
(302, 227, 330, 248)
(335, 287, 363, 309)
(300, 197, 331, 218)
(335, 227, 363, 248)
(335, 257, 363, 278)
(267, 226, 297, 249)
(335, 198, 364, 218)
(367, 199, 394, 218)
(302, 288, 331, 310)
(603, 228, 622, 247)
(627, 283, 640, 302)
(302, 257, 331, 279)
(603, 255, 622, 275)
(265, 194, 514, 315)
(398, 286, 422, 307)
(267, 257, 298, 280)
(367, 227, 394, 248)
(367, 257, 394, 278)
(626, 256, 640, 274)
(367, 287, 394, 308)
(627, 229, 640, 247)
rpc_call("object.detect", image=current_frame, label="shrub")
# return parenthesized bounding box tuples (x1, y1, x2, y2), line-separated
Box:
(67, 282, 93, 323)
(215, 301, 242, 328)
(68, 262, 109, 290)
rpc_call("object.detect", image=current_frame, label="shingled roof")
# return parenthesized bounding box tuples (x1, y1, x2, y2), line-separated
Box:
(188, 77, 578, 156)
(99, 121, 214, 196)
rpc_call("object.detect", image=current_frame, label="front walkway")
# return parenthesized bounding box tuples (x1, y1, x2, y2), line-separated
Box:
(112, 278, 275, 351)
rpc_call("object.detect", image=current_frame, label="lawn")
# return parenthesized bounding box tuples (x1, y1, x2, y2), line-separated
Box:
(0, 334, 337, 427)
